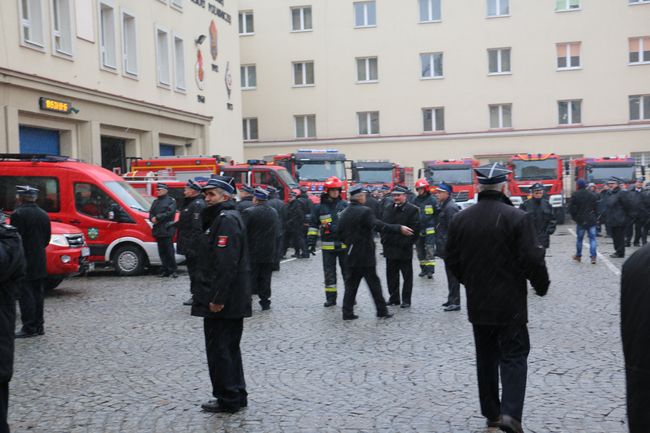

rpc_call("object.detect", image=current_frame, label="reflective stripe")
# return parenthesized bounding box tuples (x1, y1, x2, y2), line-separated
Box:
(325, 286, 337, 292)
(307, 228, 319, 236)
(319, 214, 332, 224)
(425, 228, 436, 235)
(424, 205, 434, 215)
(322, 242, 346, 250)
(322, 245, 335, 250)
(420, 260, 436, 266)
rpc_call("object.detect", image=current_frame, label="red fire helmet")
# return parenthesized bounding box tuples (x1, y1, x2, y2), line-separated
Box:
(415, 178, 430, 189)
(324, 176, 344, 190)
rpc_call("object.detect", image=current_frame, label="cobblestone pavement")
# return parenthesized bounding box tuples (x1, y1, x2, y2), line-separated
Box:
(11, 225, 632, 433)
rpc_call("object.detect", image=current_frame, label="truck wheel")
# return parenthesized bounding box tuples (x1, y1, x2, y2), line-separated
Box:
(44, 277, 64, 291)
(112, 244, 146, 276)
(555, 207, 566, 225)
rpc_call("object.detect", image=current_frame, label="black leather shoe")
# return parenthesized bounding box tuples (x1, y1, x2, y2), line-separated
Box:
(342, 314, 359, 321)
(442, 301, 450, 307)
(15, 330, 38, 339)
(183, 297, 194, 306)
(609, 253, 624, 258)
(444, 304, 461, 312)
(400, 303, 411, 308)
(498, 415, 524, 433)
(386, 300, 400, 306)
(200, 399, 240, 413)
(260, 303, 271, 311)
(323, 300, 336, 307)
(418, 271, 427, 277)
(486, 416, 501, 428)
(377, 312, 393, 319)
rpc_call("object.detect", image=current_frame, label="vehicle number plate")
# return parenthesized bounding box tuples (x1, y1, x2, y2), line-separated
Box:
(81, 247, 90, 257)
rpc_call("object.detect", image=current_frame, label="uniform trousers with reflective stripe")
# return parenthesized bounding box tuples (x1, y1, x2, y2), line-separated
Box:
(415, 234, 436, 276)
(342, 266, 389, 317)
(250, 262, 273, 308)
(472, 323, 530, 423)
(386, 258, 413, 305)
(322, 249, 347, 302)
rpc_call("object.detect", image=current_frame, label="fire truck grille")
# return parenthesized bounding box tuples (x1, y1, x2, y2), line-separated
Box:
(453, 191, 469, 202)
(66, 234, 85, 248)
(519, 185, 552, 195)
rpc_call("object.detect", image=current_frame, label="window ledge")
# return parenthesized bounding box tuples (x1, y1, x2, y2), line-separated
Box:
(356, 80, 379, 84)
(123, 71, 140, 81)
(628, 119, 650, 124)
(239, 32, 255, 37)
(358, 133, 380, 137)
(295, 136, 317, 140)
(628, 1, 650, 5)
(291, 29, 313, 33)
(20, 41, 46, 53)
(486, 14, 510, 19)
(557, 123, 583, 128)
(244, 139, 259, 143)
(420, 76, 444, 80)
(422, 130, 446, 135)
(555, 8, 582, 13)
(157, 82, 172, 90)
(242, 87, 257, 91)
(53, 50, 75, 62)
(556, 66, 582, 71)
(292, 84, 315, 88)
(488, 72, 512, 76)
(354, 25, 377, 29)
(171, 4, 183, 12)
(174, 87, 187, 94)
(419, 19, 442, 24)
(629, 61, 650, 66)
(489, 127, 514, 131)
(100, 64, 119, 74)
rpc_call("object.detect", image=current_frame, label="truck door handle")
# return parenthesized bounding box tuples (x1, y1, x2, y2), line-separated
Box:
(69, 219, 81, 225)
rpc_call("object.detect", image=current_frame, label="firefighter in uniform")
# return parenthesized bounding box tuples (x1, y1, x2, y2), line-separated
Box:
(236, 184, 255, 212)
(192, 176, 251, 414)
(308, 176, 348, 307)
(413, 178, 437, 279)
(520, 183, 556, 252)
(446, 164, 549, 433)
(149, 183, 178, 278)
(176, 179, 206, 306)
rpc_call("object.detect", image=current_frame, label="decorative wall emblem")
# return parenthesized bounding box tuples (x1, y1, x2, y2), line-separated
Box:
(210, 20, 218, 61)
(224, 61, 232, 99)
(195, 49, 205, 90)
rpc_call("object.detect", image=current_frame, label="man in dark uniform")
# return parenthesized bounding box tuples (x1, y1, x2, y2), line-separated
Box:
(149, 183, 178, 277)
(285, 190, 307, 258)
(266, 186, 286, 269)
(641, 182, 650, 245)
(297, 186, 313, 254)
(337, 185, 413, 320)
(434, 182, 461, 312)
(176, 179, 206, 306)
(11, 186, 50, 338)
(446, 163, 549, 433)
(363, 187, 382, 219)
(381, 185, 420, 308)
(520, 183, 556, 252)
(621, 243, 650, 433)
(242, 188, 280, 311)
(308, 176, 348, 307)
(0, 220, 26, 432)
(379, 185, 393, 220)
(569, 179, 599, 264)
(626, 178, 646, 247)
(413, 178, 437, 279)
(192, 176, 251, 414)
(604, 177, 633, 258)
(236, 184, 255, 212)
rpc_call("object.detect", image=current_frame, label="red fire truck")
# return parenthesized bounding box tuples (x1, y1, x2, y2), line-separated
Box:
(572, 156, 638, 190)
(351, 160, 414, 190)
(270, 149, 349, 203)
(220, 160, 299, 202)
(420, 159, 480, 209)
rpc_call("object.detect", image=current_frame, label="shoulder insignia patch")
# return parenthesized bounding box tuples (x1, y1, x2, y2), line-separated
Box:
(217, 236, 228, 247)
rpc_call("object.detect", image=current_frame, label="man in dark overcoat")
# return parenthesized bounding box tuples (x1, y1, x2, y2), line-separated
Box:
(149, 183, 178, 277)
(176, 179, 206, 305)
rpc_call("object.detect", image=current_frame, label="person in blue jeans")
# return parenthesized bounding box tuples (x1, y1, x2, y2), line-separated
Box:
(569, 179, 599, 264)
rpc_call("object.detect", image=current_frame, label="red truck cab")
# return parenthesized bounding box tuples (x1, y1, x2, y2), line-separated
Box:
(572, 156, 637, 191)
(421, 159, 479, 209)
(351, 160, 414, 190)
(221, 160, 299, 202)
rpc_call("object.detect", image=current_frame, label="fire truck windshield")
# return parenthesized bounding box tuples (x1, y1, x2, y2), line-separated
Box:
(276, 168, 299, 188)
(512, 159, 558, 180)
(105, 181, 152, 212)
(298, 160, 346, 181)
(357, 169, 393, 183)
(428, 166, 473, 185)
(588, 165, 636, 183)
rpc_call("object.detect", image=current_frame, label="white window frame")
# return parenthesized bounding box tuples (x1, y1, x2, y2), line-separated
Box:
(241, 64, 257, 90)
(293, 61, 315, 87)
(420, 52, 444, 79)
(155, 25, 171, 88)
(356, 57, 378, 83)
(488, 48, 511, 75)
(629, 95, 650, 121)
(239, 11, 254, 35)
(357, 111, 380, 135)
(419, 0, 441, 23)
(51, 0, 74, 58)
(19, 0, 45, 50)
(555, 0, 580, 12)
(629, 37, 650, 65)
(121, 9, 138, 78)
(295, 115, 317, 138)
(489, 104, 512, 129)
(170, 0, 183, 11)
(486, 0, 509, 17)
(98, 0, 117, 71)
(422, 107, 445, 132)
(558, 100, 582, 125)
(354, 1, 376, 28)
(173, 34, 186, 92)
(291, 6, 312, 32)
(243, 118, 259, 141)
(557, 42, 581, 70)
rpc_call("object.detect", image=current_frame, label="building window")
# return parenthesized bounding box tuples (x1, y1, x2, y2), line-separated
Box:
(557, 42, 581, 69)
(99, 2, 117, 69)
(173, 35, 186, 91)
(19, 0, 45, 48)
(354, 1, 376, 28)
(489, 104, 512, 129)
(630, 95, 650, 121)
(291, 6, 312, 31)
(558, 100, 582, 125)
(357, 57, 378, 82)
(295, 115, 317, 138)
(629, 0, 650, 4)
(243, 118, 259, 141)
(423, 107, 444, 132)
(122, 11, 138, 77)
(488, 48, 511, 74)
(239, 11, 254, 35)
(52, 0, 73, 55)
(241, 65, 257, 89)
(419, 0, 441, 22)
(420, 53, 443, 79)
(555, 0, 580, 11)
(629, 37, 650, 64)
(357, 111, 380, 135)
(156, 27, 171, 86)
(487, 0, 509, 17)
(171, 0, 182, 10)
(293, 61, 315, 86)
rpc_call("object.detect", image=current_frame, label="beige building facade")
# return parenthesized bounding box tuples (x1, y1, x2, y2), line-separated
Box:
(239, 0, 650, 170)
(0, 0, 243, 172)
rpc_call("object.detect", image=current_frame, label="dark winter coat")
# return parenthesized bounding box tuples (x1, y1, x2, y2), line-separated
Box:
(364, 196, 382, 220)
(267, 198, 287, 234)
(242, 203, 280, 264)
(192, 201, 252, 319)
(286, 200, 305, 236)
(569, 188, 599, 227)
(380, 202, 420, 260)
(379, 195, 394, 220)
(446, 190, 550, 325)
(627, 187, 645, 222)
(149, 194, 177, 238)
(520, 197, 557, 249)
(308, 194, 348, 250)
(435, 197, 460, 258)
(337, 202, 401, 267)
(604, 187, 633, 228)
(175, 195, 206, 257)
(236, 196, 254, 212)
(10, 202, 50, 280)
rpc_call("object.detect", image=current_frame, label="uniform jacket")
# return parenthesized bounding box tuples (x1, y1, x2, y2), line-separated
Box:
(435, 197, 460, 258)
(627, 187, 645, 222)
(569, 189, 599, 227)
(308, 194, 348, 251)
(604, 187, 633, 228)
(380, 202, 420, 260)
(236, 196, 254, 212)
(413, 193, 438, 237)
(149, 194, 177, 238)
(286, 200, 305, 235)
(192, 201, 252, 319)
(364, 196, 382, 220)
(337, 202, 401, 267)
(242, 203, 280, 263)
(10, 202, 50, 280)
(267, 198, 287, 235)
(446, 190, 550, 325)
(175, 195, 206, 257)
(520, 197, 556, 248)
(379, 195, 394, 220)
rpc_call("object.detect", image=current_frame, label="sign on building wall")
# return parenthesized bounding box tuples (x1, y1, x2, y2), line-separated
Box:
(210, 20, 218, 61)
